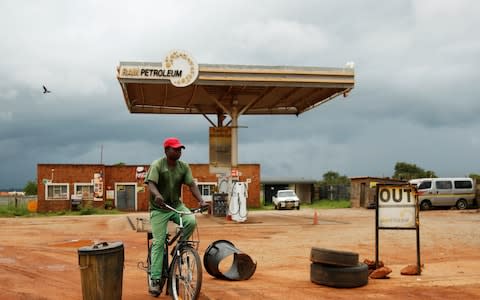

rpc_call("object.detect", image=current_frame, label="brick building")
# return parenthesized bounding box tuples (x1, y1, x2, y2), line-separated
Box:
(37, 163, 260, 212)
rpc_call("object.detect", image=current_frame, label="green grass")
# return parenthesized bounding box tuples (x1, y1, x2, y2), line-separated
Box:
(0, 204, 123, 218)
(1, 199, 351, 217)
(305, 199, 351, 209)
(251, 199, 351, 211)
(0, 204, 30, 217)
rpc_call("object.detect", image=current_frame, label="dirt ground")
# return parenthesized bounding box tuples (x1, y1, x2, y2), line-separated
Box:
(1, 207, 479, 300)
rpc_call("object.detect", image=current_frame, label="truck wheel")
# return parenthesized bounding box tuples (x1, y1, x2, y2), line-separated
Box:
(310, 247, 359, 267)
(420, 200, 431, 211)
(456, 199, 468, 210)
(310, 262, 368, 288)
(296, 205, 300, 210)
(274, 204, 278, 210)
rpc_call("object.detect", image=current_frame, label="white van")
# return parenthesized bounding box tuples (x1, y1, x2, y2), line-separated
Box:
(408, 178, 476, 210)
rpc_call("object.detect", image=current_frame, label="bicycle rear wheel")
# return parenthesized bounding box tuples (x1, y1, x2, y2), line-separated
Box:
(169, 246, 202, 300)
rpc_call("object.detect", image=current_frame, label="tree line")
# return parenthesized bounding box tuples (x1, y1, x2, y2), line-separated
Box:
(317, 161, 480, 185)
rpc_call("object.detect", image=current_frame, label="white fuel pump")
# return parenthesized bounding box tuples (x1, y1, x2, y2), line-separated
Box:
(228, 181, 248, 222)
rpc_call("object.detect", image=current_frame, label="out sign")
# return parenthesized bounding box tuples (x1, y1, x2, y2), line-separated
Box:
(377, 185, 417, 228)
(378, 187, 413, 206)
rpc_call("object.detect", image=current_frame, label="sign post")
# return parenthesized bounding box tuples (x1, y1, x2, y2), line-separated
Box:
(375, 183, 421, 274)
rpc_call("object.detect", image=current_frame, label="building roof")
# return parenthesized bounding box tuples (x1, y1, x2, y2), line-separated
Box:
(349, 176, 406, 183)
(261, 176, 317, 184)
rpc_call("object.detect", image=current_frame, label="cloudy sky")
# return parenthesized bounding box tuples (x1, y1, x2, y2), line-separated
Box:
(1, 0, 479, 189)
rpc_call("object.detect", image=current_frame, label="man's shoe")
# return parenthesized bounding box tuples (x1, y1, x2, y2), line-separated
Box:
(148, 278, 162, 297)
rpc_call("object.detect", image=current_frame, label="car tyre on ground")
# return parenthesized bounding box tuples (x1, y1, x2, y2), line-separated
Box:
(310, 247, 359, 267)
(310, 262, 369, 288)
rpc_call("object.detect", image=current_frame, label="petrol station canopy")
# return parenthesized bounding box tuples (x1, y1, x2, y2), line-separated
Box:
(117, 60, 355, 117)
(117, 51, 355, 170)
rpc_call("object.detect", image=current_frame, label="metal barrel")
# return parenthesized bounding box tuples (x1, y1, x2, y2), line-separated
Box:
(78, 241, 124, 300)
(203, 240, 257, 281)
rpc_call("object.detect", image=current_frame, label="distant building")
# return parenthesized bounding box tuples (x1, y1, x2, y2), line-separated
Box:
(37, 163, 260, 212)
(8, 191, 25, 196)
(349, 176, 407, 208)
(0, 191, 25, 196)
(261, 177, 316, 205)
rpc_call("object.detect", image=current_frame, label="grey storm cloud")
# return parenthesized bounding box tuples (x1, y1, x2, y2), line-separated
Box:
(1, 0, 480, 188)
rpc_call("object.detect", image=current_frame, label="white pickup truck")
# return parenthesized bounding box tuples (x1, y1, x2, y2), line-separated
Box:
(272, 189, 300, 210)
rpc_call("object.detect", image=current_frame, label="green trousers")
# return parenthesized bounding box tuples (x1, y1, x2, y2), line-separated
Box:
(150, 203, 197, 280)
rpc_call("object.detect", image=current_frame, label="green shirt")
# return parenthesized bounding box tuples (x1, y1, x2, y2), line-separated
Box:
(145, 157, 194, 211)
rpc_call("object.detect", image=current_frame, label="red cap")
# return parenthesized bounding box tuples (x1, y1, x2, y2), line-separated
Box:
(163, 137, 185, 149)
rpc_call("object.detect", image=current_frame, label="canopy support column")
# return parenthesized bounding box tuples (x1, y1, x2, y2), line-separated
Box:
(231, 100, 238, 168)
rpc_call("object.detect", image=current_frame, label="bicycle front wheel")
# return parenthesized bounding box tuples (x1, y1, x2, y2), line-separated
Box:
(169, 246, 202, 300)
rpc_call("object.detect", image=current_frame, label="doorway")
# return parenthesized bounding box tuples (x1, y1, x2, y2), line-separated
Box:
(115, 183, 136, 210)
(360, 183, 366, 207)
(264, 184, 289, 205)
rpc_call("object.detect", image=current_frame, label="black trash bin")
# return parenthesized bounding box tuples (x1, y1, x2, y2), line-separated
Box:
(78, 241, 124, 300)
(203, 240, 257, 281)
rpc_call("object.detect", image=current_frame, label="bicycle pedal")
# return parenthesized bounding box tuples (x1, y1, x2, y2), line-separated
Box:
(148, 290, 160, 297)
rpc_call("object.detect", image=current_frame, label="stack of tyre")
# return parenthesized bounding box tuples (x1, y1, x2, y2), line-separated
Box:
(310, 247, 369, 288)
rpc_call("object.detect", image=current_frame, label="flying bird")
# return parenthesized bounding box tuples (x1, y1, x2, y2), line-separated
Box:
(42, 85, 51, 94)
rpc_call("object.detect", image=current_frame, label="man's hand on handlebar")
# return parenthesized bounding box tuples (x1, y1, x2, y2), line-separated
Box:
(198, 199, 210, 212)
(199, 199, 208, 207)
(155, 195, 166, 208)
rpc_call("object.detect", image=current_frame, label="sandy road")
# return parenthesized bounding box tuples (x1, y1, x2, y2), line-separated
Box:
(0, 208, 479, 299)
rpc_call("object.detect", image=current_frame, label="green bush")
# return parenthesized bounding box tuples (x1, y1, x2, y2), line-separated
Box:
(79, 206, 97, 215)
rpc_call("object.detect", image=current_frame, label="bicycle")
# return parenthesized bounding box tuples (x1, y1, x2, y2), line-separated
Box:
(138, 204, 209, 299)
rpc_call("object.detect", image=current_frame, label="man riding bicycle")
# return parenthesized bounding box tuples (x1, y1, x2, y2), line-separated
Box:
(145, 137, 206, 296)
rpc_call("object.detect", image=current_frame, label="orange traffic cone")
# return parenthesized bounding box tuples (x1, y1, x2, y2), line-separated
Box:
(313, 209, 318, 225)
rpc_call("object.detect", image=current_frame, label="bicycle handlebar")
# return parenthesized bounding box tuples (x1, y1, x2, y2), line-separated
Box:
(163, 203, 209, 215)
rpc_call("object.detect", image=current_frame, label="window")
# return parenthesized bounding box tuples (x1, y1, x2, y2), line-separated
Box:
(74, 183, 94, 200)
(454, 180, 472, 189)
(418, 181, 431, 190)
(198, 184, 216, 196)
(46, 183, 69, 200)
(278, 190, 296, 197)
(436, 180, 452, 190)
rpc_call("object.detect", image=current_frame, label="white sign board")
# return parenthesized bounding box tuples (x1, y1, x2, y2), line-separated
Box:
(106, 190, 114, 200)
(378, 185, 417, 228)
(117, 50, 199, 87)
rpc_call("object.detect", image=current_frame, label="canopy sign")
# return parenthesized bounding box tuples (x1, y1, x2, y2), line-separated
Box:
(117, 50, 199, 87)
